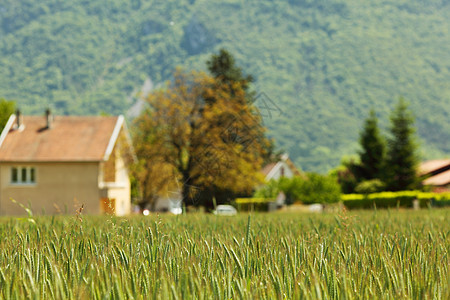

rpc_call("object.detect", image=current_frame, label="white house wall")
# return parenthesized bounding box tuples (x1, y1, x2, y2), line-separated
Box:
(266, 161, 295, 181)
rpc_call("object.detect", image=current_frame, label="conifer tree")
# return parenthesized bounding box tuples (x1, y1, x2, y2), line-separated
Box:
(357, 109, 386, 181)
(207, 49, 274, 162)
(206, 48, 253, 93)
(385, 98, 419, 191)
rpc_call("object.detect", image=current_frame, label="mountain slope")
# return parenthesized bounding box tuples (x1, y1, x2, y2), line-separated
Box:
(1, 0, 449, 172)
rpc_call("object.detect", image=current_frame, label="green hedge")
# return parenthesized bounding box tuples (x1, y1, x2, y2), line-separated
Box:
(342, 191, 450, 209)
(234, 198, 274, 212)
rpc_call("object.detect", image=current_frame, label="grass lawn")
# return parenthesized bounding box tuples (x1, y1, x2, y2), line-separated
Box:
(0, 209, 448, 299)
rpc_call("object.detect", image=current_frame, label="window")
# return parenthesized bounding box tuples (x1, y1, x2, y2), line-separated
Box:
(21, 168, 27, 182)
(11, 167, 18, 183)
(11, 167, 36, 184)
(30, 168, 35, 182)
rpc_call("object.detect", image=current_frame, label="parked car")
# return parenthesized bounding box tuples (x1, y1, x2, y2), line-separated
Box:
(169, 207, 182, 215)
(213, 205, 237, 216)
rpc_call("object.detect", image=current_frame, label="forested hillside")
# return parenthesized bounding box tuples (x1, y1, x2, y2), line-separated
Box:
(1, 0, 449, 172)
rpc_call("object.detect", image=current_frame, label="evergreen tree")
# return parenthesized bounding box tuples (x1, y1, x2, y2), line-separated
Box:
(204, 49, 272, 204)
(207, 49, 274, 160)
(385, 98, 419, 191)
(206, 48, 253, 93)
(356, 109, 386, 181)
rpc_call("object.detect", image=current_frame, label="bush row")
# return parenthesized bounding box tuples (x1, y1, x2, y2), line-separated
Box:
(342, 191, 450, 209)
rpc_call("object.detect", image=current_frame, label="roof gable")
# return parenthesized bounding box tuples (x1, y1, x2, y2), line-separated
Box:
(261, 156, 301, 181)
(419, 159, 450, 176)
(0, 115, 123, 162)
(423, 169, 450, 186)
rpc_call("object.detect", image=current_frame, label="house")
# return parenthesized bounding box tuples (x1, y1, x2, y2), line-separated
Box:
(419, 159, 450, 193)
(260, 153, 302, 207)
(0, 111, 133, 216)
(261, 153, 301, 182)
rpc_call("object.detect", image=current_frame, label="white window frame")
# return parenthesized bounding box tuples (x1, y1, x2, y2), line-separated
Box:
(10, 166, 36, 185)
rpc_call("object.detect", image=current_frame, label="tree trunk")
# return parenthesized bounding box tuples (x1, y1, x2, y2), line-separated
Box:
(181, 172, 192, 207)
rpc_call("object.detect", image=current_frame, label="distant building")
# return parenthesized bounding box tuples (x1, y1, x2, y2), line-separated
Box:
(261, 153, 302, 207)
(0, 111, 133, 216)
(419, 159, 450, 193)
(261, 153, 301, 182)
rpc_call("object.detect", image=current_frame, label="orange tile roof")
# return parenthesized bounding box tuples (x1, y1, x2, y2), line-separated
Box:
(0, 115, 121, 162)
(423, 169, 450, 186)
(419, 159, 450, 176)
(261, 162, 278, 177)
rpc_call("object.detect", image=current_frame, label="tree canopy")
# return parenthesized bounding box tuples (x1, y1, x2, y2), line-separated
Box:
(357, 109, 386, 181)
(0, 99, 15, 131)
(206, 48, 253, 93)
(385, 98, 419, 191)
(334, 100, 419, 193)
(254, 173, 341, 205)
(133, 67, 269, 207)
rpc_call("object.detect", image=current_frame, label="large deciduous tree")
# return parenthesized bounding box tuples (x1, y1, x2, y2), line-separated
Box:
(133, 69, 269, 207)
(385, 98, 419, 191)
(132, 112, 178, 210)
(207, 49, 276, 163)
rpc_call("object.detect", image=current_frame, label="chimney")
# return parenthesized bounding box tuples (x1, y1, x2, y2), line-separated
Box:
(280, 153, 289, 161)
(15, 109, 23, 129)
(46, 108, 53, 129)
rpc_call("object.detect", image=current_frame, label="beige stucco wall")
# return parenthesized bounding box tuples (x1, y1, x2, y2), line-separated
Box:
(98, 143, 131, 216)
(113, 151, 131, 215)
(0, 162, 101, 216)
(101, 185, 130, 216)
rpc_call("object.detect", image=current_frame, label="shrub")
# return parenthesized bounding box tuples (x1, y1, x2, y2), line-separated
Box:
(254, 174, 341, 205)
(253, 179, 281, 199)
(342, 191, 450, 209)
(354, 179, 385, 194)
(293, 173, 341, 204)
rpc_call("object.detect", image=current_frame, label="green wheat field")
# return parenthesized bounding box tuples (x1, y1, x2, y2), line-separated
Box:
(0, 209, 448, 299)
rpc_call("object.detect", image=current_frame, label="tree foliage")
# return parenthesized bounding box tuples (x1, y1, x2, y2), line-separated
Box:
(294, 173, 341, 204)
(131, 116, 178, 209)
(207, 48, 253, 94)
(331, 160, 359, 194)
(385, 98, 419, 191)
(354, 179, 385, 194)
(255, 174, 341, 204)
(133, 69, 269, 207)
(336, 101, 420, 193)
(356, 109, 386, 181)
(0, 99, 15, 131)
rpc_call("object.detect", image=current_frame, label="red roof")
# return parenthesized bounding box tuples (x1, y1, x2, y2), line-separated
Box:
(261, 162, 278, 177)
(419, 159, 450, 176)
(0, 115, 122, 162)
(423, 169, 450, 186)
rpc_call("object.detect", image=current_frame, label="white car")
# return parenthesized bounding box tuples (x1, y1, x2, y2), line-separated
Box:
(213, 205, 237, 216)
(169, 207, 182, 215)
